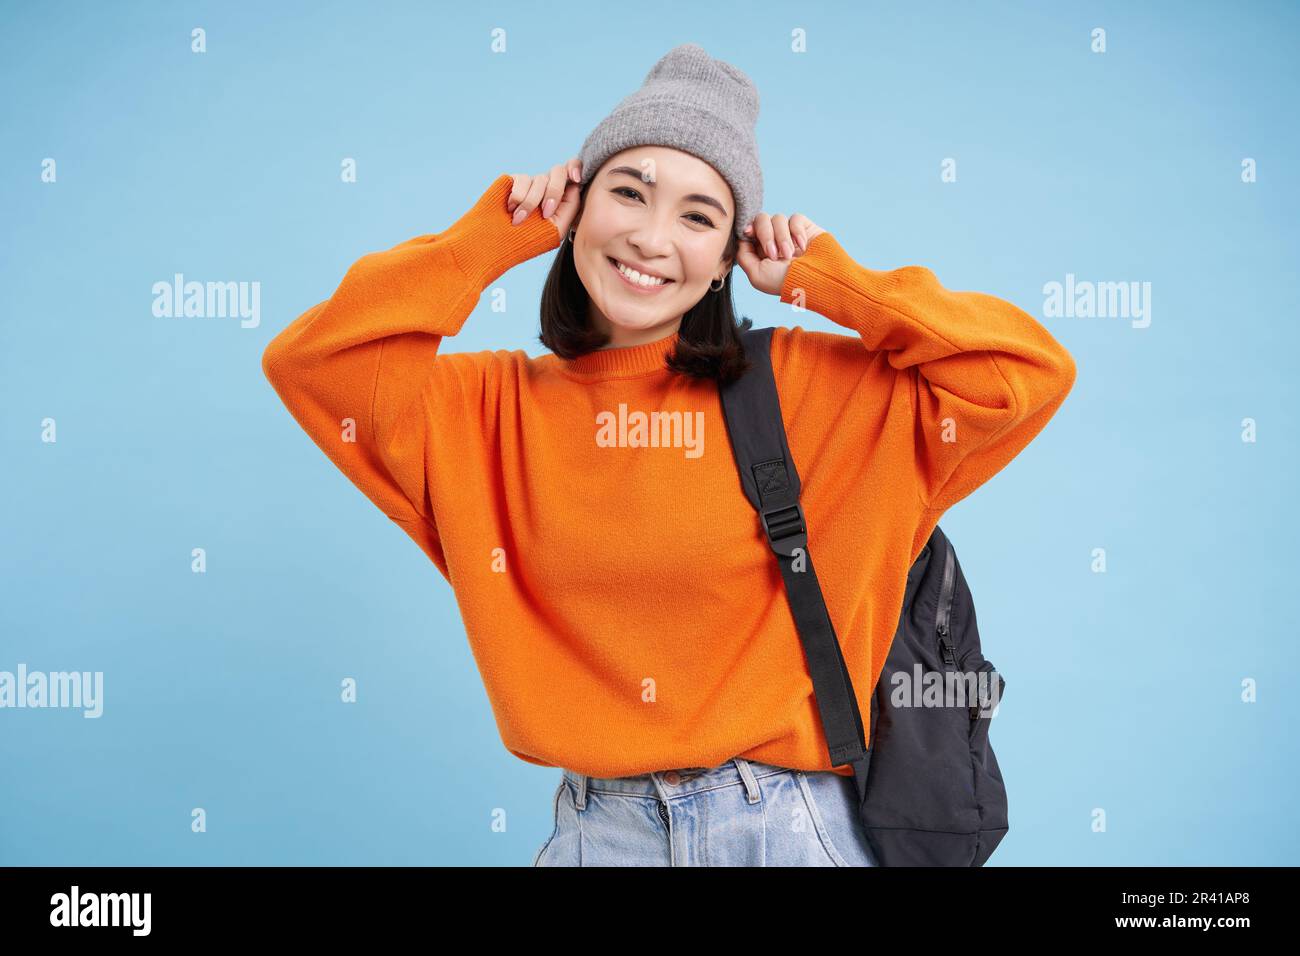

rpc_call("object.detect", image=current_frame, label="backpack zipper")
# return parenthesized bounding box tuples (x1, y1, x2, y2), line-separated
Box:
(935, 537, 958, 669)
(970, 660, 998, 720)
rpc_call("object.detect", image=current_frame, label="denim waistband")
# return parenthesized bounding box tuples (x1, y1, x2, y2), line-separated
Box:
(561, 756, 796, 808)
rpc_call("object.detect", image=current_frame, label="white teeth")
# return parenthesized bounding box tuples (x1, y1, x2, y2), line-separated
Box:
(615, 259, 668, 286)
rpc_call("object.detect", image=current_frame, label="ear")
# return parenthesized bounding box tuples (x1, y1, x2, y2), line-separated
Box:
(719, 246, 736, 276)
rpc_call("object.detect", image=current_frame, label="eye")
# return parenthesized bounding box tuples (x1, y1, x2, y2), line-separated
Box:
(612, 187, 715, 228)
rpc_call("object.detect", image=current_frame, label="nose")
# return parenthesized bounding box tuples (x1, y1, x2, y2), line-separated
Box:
(626, 211, 676, 260)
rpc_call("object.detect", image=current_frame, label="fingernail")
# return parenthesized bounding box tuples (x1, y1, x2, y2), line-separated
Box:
(743, 223, 753, 234)
(767, 241, 778, 259)
(542, 198, 556, 219)
(796, 235, 806, 252)
(512, 208, 525, 225)
(570, 168, 580, 183)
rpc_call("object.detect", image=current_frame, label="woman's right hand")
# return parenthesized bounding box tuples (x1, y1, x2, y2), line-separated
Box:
(509, 159, 583, 240)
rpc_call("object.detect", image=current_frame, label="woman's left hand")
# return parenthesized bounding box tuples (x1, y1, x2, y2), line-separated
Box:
(734, 212, 827, 296)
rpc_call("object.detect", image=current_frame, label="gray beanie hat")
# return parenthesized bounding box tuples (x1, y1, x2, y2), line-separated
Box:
(577, 43, 762, 239)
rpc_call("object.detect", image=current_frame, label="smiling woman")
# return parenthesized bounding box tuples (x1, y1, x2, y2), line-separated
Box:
(261, 41, 1075, 870)
(536, 144, 756, 384)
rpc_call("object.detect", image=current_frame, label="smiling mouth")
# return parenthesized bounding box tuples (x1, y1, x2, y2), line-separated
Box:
(608, 256, 675, 292)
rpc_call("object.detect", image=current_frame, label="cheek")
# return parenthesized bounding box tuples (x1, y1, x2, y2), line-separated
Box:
(681, 245, 723, 284)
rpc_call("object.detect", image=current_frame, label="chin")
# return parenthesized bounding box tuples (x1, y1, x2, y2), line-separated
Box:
(605, 314, 667, 332)
(597, 302, 675, 332)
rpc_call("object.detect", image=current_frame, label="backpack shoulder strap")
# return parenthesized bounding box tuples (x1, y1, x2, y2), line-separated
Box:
(719, 326, 869, 771)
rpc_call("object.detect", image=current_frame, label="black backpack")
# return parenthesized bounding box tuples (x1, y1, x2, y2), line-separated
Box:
(718, 325, 1009, 867)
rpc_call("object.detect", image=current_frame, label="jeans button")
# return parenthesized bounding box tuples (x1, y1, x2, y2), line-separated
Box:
(663, 770, 681, 785)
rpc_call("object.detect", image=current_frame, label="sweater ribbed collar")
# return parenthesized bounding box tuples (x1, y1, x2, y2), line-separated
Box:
(557, 327, 681, 379)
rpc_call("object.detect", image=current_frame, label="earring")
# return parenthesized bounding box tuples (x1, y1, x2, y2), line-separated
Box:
(568, 230, 576, 243)
(710, 275, 726, 292)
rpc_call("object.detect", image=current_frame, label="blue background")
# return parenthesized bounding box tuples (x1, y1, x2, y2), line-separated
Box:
(2, 0, 1297, 866)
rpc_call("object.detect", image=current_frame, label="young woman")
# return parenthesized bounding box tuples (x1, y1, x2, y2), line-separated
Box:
(262, 44, 1076, 866)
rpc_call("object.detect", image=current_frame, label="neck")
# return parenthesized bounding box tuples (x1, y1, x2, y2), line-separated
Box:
(595, 315, 684, 350)
(557, 325, 682, 378)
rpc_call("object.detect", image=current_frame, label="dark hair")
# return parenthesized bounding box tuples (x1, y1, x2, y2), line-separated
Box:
(537, 179, 754, 386)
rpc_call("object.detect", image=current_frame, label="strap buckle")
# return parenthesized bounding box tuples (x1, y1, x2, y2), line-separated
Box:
(760, 502, 808, 557)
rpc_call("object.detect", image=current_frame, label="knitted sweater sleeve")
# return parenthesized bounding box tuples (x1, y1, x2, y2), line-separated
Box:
(261, 173, 561, 575)
(775, 231, 1077, 517)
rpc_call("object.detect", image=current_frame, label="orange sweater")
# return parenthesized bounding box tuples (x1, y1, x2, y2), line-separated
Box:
(262, 173, 1076, 779)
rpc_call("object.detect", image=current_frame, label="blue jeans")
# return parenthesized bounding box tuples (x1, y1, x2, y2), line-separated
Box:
(531, 756, 879, 866)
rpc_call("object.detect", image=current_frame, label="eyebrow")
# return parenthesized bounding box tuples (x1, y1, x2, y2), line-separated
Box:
(606, 166, 730, 219)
